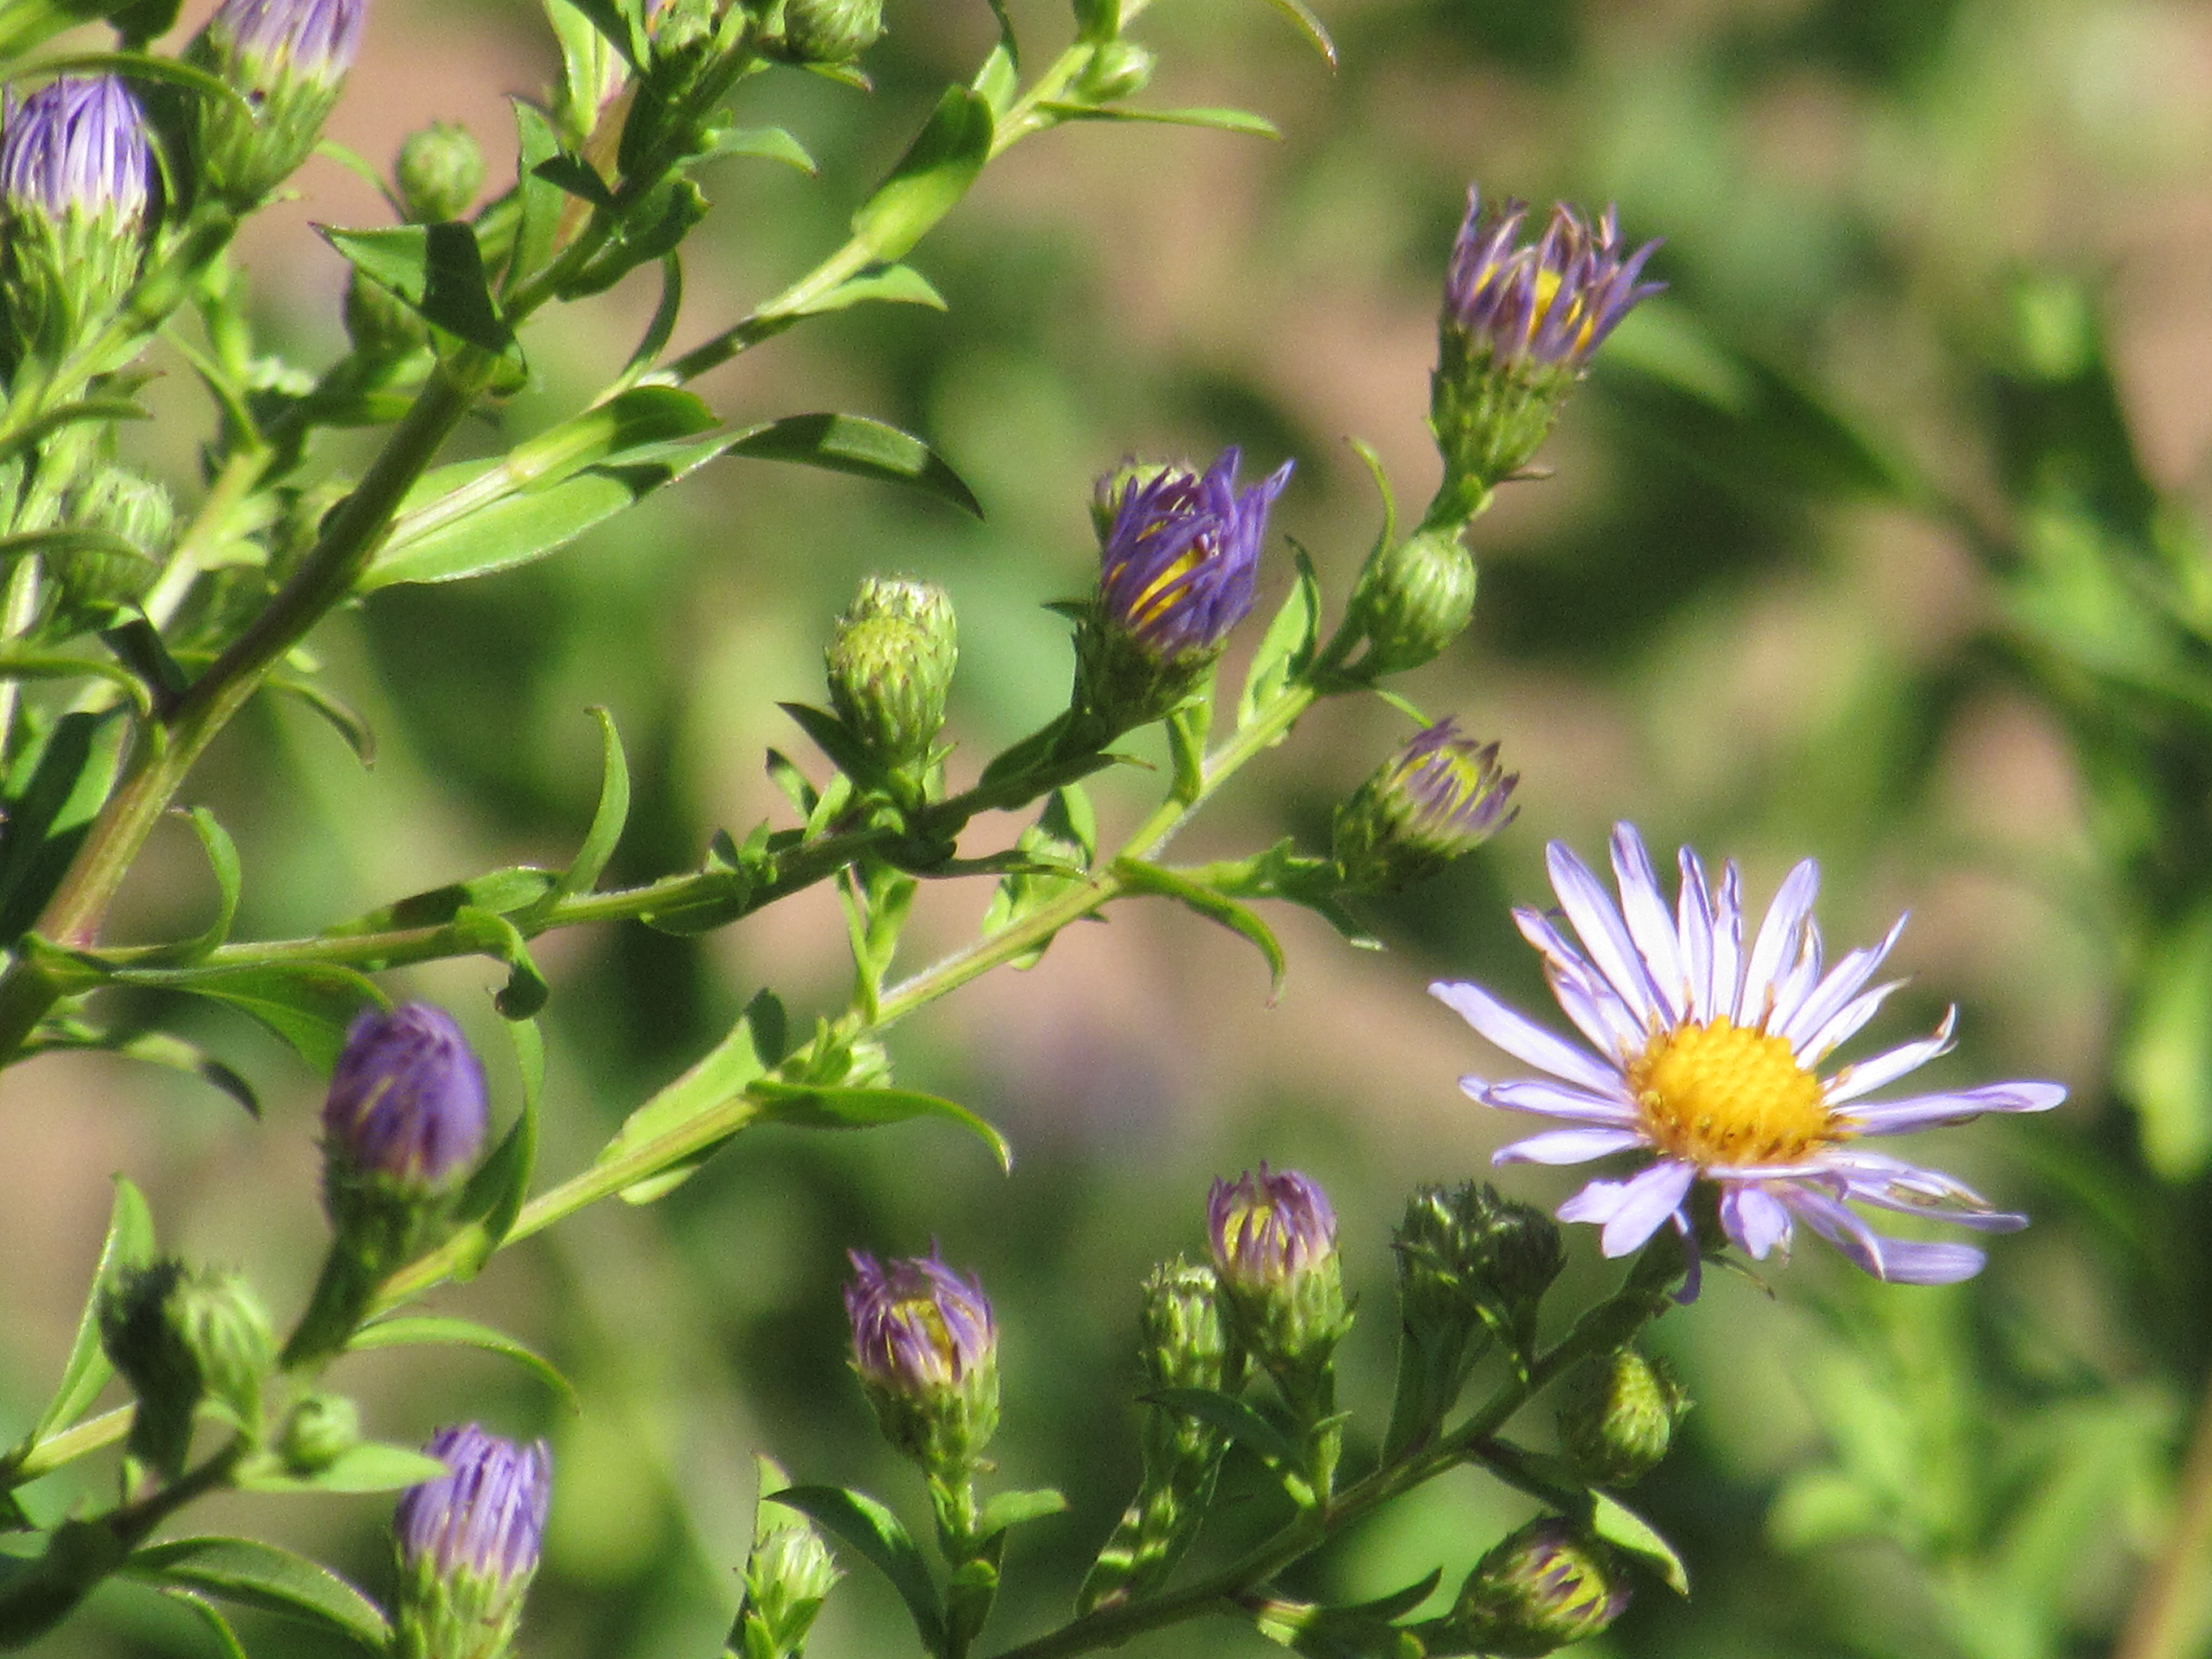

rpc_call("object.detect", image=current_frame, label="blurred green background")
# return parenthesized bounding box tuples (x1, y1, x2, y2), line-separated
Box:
(10, 0, 2212, 1652)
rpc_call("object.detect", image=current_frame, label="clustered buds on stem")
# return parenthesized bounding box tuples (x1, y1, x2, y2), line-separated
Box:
(826, 576, 958, 775)
(844, 1249, 1000, 1478)
(286, 1003, 488, 1369)
(1333, 720, 1517, 894)
(1420, 1519, 1630, 1657)
(191, 0, 367, 208)
(1430, 187, 1661, 519)
(1208, 1165, 1350, 1383)
(1078, 448, 1291, 729)
(0, 75, 152, 363)
(97, 1260, 275, 1479)
(392, 1424, 551, 1659)
(1555, 1345, 1687, 1488)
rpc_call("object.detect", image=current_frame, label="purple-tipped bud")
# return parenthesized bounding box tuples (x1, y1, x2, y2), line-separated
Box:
(1, 76, 150, 223)
(1, 77, 153, 359)
(1422, 1519, 1630, 1658)
(393, 1425, 551, 1659)
(324, 1003, 488, 1194)
(1333, 720, 1518, 894)
(844, 1249, 999, 1473)
(192, 0, 366, 206)
(1077, 448, 1291, 727)
(1430, 186, 1662, 510)
(1208, 1165, 1350, 1378)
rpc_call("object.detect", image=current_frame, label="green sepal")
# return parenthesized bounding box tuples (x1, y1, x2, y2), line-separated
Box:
(1475, 1439, 1688, 1595)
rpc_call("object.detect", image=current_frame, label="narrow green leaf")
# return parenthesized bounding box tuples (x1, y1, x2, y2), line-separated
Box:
(98, 616, 190, 708)
(0, 707, 129, 947)
(1037, 102, 1280, 137)
(448, 906, 550, 1019)
(160, 1589, 249, 1659)
(147, 808, 241, 965)
(0, 527, 153, 564)
(850, 87, 993, 264)
(0, 398, 147, 471)
(1237, 542, 1320, 729)
(268, 674, 377, 765)
(321, 221, 513, 354)
(778, 701, 884, 791)
(748, 1081, 1011, 1171)
(1590, 1492, 1689, 1595)
(324, 868, 556, 936)
(977, 1488, 1067, 1537)
(769, 1487, 943, 1650)
(1250, 0, 1335, 66)
(533, 152, 617, 207)
(28, 51, 254, 114)
(164, 966, 388, 1073)
(1144, 1387, 1306, 1488)
(234, 1442, 450, 1493)
(1113, 857, 1285, 1000)
(27, 1176, 153, 1444)
(797, 264, 948, 319)
(447, 1015, 544, 1276)
(599, 994, 779, 1202)
(509, 97, 565, 295)
(0, 652, 150, 716)
(622, 253, 685, 383)
(547, 707, 630, 905)
(20, 1026, 259, 1115)
(348, 1314, 577, 1408)
(122, 1537, 390, 1646)
(729, 413, 981, 518)
(703, 124, 816, 173)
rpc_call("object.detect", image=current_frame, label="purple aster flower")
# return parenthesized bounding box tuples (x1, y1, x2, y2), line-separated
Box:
(394, 1425, 550, 1659)
(844, 1248, 996, 1392)
(1335, 719, 1519, 893)
(0, 76, 150, 223)
(1443, 189, 1662, 377)
(1208, 1164, 1337, 1292)
(323, 1002, 488, 1193)
(1096, 447, 1291, 662)
(206, 0, 366, 91)
(1431, 823, 2065, 1286)
(844, 1248, 999, 1472)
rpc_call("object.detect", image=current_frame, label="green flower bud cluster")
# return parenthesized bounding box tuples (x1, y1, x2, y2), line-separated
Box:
(1555, 1346, 1687, 1489)
(98, 1260, 275, 1479)
(826, 576, 958, 774)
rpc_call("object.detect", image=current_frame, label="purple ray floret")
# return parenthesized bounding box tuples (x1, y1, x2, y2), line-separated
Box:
(324, 1002, 488, 1190)
(1444, 188, 1663, 374)
(0, 76, 150, 220)
(1208, 1163, 1336, 1290)
(1395, 719, 1519, 843)
(845, 1248, 996, 1391)
(397, 1423, 551, 1583)
(1431, 822, 2066, 1288)
(211, 0, 366, 85)
(1098, 447, 1292, 660)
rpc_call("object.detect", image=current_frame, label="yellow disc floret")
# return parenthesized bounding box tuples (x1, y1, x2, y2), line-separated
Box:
(1627, 1017, 1834, 1168)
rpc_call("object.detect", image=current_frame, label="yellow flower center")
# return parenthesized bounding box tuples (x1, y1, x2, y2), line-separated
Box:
(1530, 268, 1599, 356)
(1627, 1017, 1834, 1168)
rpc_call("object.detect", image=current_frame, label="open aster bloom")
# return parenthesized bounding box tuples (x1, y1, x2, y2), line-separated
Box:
(1431, 824, 2065, 1286)
(1443, 190, 1663, 377)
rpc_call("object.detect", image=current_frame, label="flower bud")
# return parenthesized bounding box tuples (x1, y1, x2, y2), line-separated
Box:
(769, 0, 884, 64)
(1078, 448, 1291, 729)
(0, 76, 153, 361)
(1555, 1347, 1686, 1489)
(1077, 40, 1155, 102)
(1431, 188, 1661, 515)
(1207, 1165, 1350, 1379)
(1425, 1520, 1629, 1658)
(98, 1261, 275, 1477)
(277, 1390, 362, 1474)
(1344, 526, 1477, 675)
(50, 466, 171, 631)
(323, 1002, 489, 1207)
(844, 1249, 1000, 1477)
(393, 1425, 551, 1659)
(733, 1465, 841, 1659)
(191, 0, 367, 208)
(825, 576, 958, 773)
(1333, 721, 1517, 894)
(394, 121, 484, 223)
(1137, 1258, 1240, 1395)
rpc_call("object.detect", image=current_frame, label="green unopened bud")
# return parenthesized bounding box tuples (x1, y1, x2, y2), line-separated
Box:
(395, 122, 484, 223)
(1333, 721, 1517, 894)
(0, 77, 153, 367)
(99, 1261, 275, 1477)
(1422, 1520, 1629, 1657)
(190, 0, 366, 208)
(1556, 1347, 1686, 1489)
(732, 1461, 841, 1659)
(1077, 40, 1155, 103)
(1394, 1182, 1562, 1365)
(51, 467, 171, 630)
(1345, 527, 1477, 674)
(278, 1391, 362, 1474)
(1138, 1258, 1240, 1395)
(770, 0, 884, 63)
(826, 576, 957, 773)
